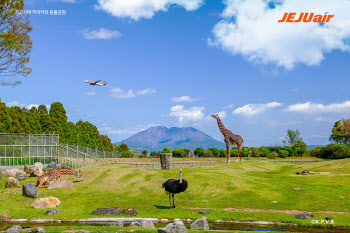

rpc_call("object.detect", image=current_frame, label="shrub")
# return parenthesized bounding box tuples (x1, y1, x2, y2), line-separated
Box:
(172, 148, 187, 158)
(194, 147, 205, 157)
(279, 150, 289, 158)
(250, 147, 260, 157)
(310, 147, 322, 157)
(121, 151, 134, 158)
(259, 146, 270, 157)
(162, 148, 171, 153)
(219, 149, 226, 157)
(208, 147, 220, 157)
(230, 148, 238, 156)
(268, 152, 278, 159)
(150, 151, 160, 158)
(205, 150, 214, 157)
(321, 144, 350, 159)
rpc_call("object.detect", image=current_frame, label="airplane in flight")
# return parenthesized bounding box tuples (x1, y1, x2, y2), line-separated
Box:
(84, 79, 107, 86)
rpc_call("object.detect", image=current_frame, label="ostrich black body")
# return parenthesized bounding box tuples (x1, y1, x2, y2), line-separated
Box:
(162, 179, 188, 194)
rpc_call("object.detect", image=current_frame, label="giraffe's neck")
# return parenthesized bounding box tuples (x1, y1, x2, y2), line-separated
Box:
(216, 117, 227, 135)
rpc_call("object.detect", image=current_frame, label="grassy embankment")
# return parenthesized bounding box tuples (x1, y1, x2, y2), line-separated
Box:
(0, 159, 349, 228)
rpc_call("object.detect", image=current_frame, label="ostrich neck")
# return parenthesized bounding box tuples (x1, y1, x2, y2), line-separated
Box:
(179, 172, 182, 183)
(216, 118, 227, 135)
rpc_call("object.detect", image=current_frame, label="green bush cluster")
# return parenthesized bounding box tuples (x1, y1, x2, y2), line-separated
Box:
(311, 144, 350, 159)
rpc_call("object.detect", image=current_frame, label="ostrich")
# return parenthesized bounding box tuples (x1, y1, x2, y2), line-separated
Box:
(161, 169, 188, 209)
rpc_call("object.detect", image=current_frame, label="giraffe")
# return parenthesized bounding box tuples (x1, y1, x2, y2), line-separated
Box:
(211, 114, 243, 163)
(36, 168, 84, 188)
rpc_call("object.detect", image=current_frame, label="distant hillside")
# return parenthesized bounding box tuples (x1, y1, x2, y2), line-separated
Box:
(118, 126, 225, 151)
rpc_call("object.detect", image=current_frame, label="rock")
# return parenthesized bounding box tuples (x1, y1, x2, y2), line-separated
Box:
(4, 225, 22, 233)
(4, 169, 21, 177)
(23, 183, 39, 198)
(158, 220, 188, 233)
(190, 217, 209, 230)
(325, 216, 336, 220)
(47, 162, 58, 169)
(296, 172, 301, 175)
(24, 165, 31, 174)
(129, 219, 155, 228)
(15, 171, 27, 181)
(301, 170, 309, 175)
(115, 220, 124, 227)
(92, 207, 122, 215)
(45, 209, 61, 215)
(31, 197, 60, 209)
(294, 214, 314, 219)
(0, 171, 2, 179)
(5, 177, 20, 188)
(123, 208, 138, 216)
(29, 168, 44, 177)
(47, 180, 74, 189)
(199, 211, 212, 215)
(33, 162, 43, 170)
(25, 227, 46, 233)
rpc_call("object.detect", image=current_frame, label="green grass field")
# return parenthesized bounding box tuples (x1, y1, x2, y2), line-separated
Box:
(0, 159, 349, 229)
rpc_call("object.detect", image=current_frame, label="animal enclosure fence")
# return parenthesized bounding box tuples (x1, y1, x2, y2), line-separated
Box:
(0, 133, 59, 166)
(0, 133, 114, 168)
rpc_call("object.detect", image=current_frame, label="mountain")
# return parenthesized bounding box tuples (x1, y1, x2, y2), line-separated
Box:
(118, 126, 225, 151)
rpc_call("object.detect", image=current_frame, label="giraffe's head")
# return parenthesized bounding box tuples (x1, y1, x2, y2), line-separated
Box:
(211, 113, 219, 120)
(74, 170, 84, 181)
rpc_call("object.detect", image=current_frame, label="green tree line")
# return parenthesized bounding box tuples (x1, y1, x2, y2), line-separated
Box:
(0, 100, 119, 151)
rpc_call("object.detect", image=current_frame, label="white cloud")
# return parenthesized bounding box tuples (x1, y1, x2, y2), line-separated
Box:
(47, 0, 76, 3)
(209, 0, 350, 69)
(171, 96, 201, 102)
(206, 111, 227, 120)
(293, 88, 300, 92)
(170, 105, 204, 123)
(110, 88, 156, 99)
(6, 101, 48, 110)
(80, 28, 122, 40)
(95, 0, 204, 20)
(285, 101, 350, 114)
(136, 88, 156, 95)
(99, 123, 159, 135)
(233, 102, 282, 116)
(85, 91, 96, 96)
(223, 104, 234, 109)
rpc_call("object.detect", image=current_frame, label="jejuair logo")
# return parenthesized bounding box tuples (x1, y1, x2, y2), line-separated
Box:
(278, 12, 334, 23)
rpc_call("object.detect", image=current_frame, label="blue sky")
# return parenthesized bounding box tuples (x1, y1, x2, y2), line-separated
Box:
(2, 0, 350, 146)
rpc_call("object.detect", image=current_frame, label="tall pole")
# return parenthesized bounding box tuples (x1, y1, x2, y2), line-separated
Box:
(57, 134, 60, 163)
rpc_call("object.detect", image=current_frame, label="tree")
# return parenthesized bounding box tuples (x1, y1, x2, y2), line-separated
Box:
(205, 150, 213, 157)
(119, 143, 129, 152)
(172, 148, 187, 158)
(208, 147, 220, 157)
(282, 129, 302, 146)
(194, 147, 205, 157)
(162, 148, 171, 153)
(0, 0, 33, 85)
(329, 119, 350, 144)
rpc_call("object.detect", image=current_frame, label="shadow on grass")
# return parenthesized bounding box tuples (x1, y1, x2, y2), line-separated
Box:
(153, 205, 171, 209)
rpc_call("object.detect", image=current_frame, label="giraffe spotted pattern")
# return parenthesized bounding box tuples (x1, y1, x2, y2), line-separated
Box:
(36, 168, 84, 188)
(211, 113, 243, 163)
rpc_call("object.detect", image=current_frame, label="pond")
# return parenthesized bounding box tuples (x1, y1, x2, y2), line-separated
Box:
(0, 221, 347, 232)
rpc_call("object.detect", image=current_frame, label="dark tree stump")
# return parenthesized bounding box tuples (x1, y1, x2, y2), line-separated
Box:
(160, 153, 172, 170)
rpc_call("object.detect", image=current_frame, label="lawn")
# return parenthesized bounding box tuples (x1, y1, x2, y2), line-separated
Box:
(0, 159, 349, 228)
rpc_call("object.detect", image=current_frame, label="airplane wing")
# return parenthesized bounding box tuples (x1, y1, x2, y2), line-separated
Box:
(84, 80, 94, 84)
(96, 81, 107, 86)
(94, 79, 102, 84)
